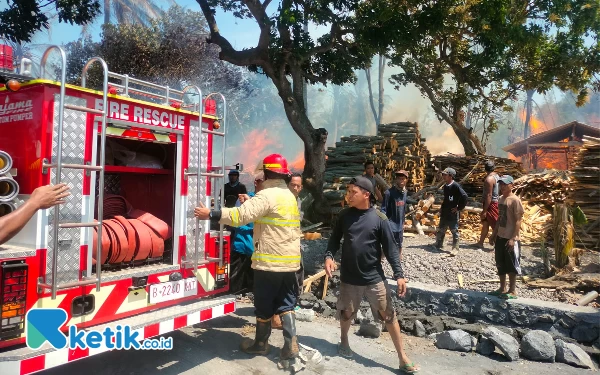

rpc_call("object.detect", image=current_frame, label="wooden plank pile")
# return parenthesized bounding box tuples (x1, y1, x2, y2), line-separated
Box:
(429, 154, 525, 204)
(568, 136, 600, 249)
(513, 170, 572, 208)
(323, 122, 431, 209)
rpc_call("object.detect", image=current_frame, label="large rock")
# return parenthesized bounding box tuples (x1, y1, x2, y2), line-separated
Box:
(483, 327, 520, 361)
(323, 295, 338, 309)
(413, 320, 426, 338)
(476, 337, 496, 356)
(358, 321, 382, 338)
(434, 330, 473, 352)
(521, 330, 556, 362)
(555, 339, 596, 369)
(571, 325, 600, 344)
(296, 308, 315, 322)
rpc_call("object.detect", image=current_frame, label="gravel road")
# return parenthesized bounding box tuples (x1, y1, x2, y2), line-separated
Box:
(301, 234, 599, 305)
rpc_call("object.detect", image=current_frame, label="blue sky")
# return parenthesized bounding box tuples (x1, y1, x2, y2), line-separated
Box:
(34, 0, 259, 49)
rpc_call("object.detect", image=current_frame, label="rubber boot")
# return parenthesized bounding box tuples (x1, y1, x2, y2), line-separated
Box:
(434, 230, 445, 250)
(280, 311, 299, 360)
(451, 238, 460, 256)
(240, 317, 271, 355)
(272, 314, 283, 330)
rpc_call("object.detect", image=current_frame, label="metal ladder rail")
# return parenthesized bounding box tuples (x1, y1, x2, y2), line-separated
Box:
(200, 93, 227, 268)
(106, 72, 191, 107)
(179, 85, 207, 271)
(38, 48, 109, 299)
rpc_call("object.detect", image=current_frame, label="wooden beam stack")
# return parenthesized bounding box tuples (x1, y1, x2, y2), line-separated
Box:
(429, 154, 525, 204)
(568, 136, 600, 249)
(513, 170, 572, 209)
(323, 122, 431, 209)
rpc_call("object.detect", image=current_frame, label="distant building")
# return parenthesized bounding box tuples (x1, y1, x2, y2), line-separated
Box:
(503, 121, 600, 171)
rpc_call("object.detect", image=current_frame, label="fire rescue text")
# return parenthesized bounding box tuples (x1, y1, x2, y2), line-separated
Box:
(95, 99, 185, 130)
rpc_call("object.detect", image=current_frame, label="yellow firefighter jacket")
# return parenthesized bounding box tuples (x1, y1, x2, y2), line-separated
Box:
(220, 179, 302, 272)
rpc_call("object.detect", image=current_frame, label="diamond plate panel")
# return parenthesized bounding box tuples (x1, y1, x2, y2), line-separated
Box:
(186, 120, 206, 260)
(96, 173, 121, 196)
(47, 94, 88, 285)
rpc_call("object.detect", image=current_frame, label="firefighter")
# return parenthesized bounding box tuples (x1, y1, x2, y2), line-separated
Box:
(194, 154, 302, 361)
(0, 183, 70, 245)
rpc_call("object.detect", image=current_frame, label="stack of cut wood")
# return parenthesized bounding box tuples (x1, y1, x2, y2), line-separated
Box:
(429, 154, 525, 204)
(404, 201, 551, 245)
(568, 136, 600, 249)
(513, 170, 572, 208)
(323, 122, 431, 210)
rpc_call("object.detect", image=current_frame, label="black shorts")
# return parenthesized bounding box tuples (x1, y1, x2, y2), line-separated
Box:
(494, 236, 521, 276)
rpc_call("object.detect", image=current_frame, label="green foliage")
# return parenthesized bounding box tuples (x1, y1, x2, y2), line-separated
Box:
(0, 0, 100, 43)
(63, 6, 247, 92)
(355, 0, 600, 154)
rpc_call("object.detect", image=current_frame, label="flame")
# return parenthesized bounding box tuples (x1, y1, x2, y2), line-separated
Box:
(289, 152, 305, 171)
(229, 128, 278, 171)
(519, 109, 547, 135)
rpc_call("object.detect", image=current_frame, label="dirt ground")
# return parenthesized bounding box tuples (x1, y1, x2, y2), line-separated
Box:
(301, 235, 600, 306)
(43, 304, 594, 375)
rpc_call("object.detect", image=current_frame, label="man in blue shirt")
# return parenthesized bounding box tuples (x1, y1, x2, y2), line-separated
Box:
(228, 173, 264, 294)
(381, 170, 415, 260)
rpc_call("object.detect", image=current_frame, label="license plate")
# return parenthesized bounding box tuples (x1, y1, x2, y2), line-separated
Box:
(149, 278, 197, 304)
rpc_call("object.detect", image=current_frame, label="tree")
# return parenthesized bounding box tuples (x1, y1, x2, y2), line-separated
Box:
(365, 55, 386, 129)
(357, 0, 600, 155)
(194, 0, 372, 212)
(0, 0, 100, 43)
(102, 0, 165, 25)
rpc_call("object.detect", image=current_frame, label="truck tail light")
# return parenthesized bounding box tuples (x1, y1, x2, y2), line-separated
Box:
(0, 260, 28, 340)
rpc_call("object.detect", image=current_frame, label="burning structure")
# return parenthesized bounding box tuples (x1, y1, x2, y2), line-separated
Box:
(503, 121, 600, 171)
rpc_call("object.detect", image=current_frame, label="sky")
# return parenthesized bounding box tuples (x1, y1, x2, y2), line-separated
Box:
(33, 0, 259, 49)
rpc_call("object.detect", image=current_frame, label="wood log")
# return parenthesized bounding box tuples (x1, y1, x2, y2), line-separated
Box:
(415, 195, 435, 220)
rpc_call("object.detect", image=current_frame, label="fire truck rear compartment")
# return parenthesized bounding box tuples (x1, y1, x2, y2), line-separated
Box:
(94, 135, 177, 271)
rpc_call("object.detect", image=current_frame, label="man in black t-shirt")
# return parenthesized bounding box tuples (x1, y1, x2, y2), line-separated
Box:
(432, 167, 468, 255)
(325, 176, 419, 374)
(223, 170, 247, 208)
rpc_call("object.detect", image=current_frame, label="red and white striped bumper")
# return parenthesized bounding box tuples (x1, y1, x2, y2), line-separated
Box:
(0, 297, 236, 375)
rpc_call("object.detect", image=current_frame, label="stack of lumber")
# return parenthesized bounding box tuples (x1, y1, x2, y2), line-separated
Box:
(568, 136, 600, 249)
(513, 170, 572, 208)
(429, 154, 525, 204)
(323, 122, 431, 209)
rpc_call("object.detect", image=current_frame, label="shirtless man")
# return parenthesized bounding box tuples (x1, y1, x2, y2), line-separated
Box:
(475, 160, 499, 250)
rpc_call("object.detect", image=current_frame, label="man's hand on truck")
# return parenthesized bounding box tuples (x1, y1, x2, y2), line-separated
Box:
(31, 183, 71, 209)
(0, 183, 70, 246)
(194, 201, 211, 220)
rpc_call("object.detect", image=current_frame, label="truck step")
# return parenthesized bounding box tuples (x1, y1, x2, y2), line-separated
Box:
(0, 295, 236, 375)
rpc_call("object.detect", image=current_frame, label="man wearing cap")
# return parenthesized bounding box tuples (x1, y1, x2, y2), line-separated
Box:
(474, 160, 500, 250)
(194, 154, 302, 362)
(325, 176, 419, 374)
(381, 170, 416, 260)
(432, 167, 468, 255)
(489, 175, 524, 300)
(224, 169, 247, 208)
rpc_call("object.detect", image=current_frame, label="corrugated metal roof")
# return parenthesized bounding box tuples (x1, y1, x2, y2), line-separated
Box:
(502, 121, 600, 156)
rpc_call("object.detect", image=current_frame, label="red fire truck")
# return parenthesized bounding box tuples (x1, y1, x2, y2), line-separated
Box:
(0, 45, 236, 374)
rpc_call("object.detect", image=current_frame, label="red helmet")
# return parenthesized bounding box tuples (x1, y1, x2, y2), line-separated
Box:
(262, 154, 290, 175)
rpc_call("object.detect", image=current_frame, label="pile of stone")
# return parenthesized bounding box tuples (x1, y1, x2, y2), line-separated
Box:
(429, 327, 596, 369)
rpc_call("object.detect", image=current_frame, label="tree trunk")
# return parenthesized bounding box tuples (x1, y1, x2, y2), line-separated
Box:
(104, 0, 111, 24)
(524, 89, 534, 139)
(451, 122, 484, 155)
(377, 55, 385, 130)
(270, 73, 328, 217)
(354, 71, 373, 135)
(365, 65, 379, 126)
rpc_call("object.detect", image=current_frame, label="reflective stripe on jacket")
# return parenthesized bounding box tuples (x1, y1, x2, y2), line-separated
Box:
(220, 179, 302, 272)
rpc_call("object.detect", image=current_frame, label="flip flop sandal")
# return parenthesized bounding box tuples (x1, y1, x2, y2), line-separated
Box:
(500, 293, 518, 300)
(487, 290, 504, 296)
(399, 363, 420, 374)
(337, 342, 353, 358)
